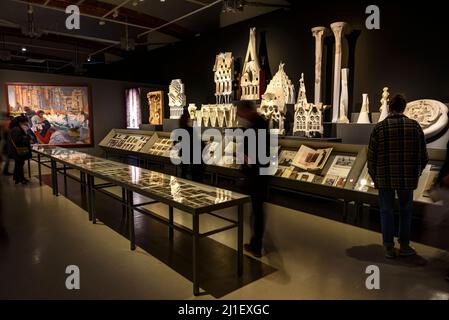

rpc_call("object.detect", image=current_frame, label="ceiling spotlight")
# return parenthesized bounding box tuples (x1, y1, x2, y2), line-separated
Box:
(21, 47, 27, 52)
(113, 10, 119, 18)
(160, 0, 165, 2)
(99, 20, 106, 26)
(27, 5, 33, 14)
(132, 0, 138, 6)
(87, 56, 91, 62)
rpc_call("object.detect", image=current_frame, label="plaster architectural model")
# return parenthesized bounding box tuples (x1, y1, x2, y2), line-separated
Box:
(196, 104, 237, 128)
(378, 87, 390, 122)
(240, 28, 261, 101)
(188, 103, 197, 120)
(293, 73, 324, 137)
(404, 99, 449, 138)
(311, 26, 328, 104)
(258, 63, 295, 135)
(168, 79, 186, 119)
(147, 91, 164, 126)
(338, 68, 350, 123)
(330, 22, 348, 123)
(213, 52, 234, 104)
(357, 93, 371, 124)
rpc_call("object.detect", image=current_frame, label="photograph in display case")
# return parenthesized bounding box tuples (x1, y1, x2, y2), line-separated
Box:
(106, 133, 150, 152)
(292, 145, 333, 171)
(322, 155, 356, 188)
(6, 83, 92, 146)
(148, 138, 174, 157)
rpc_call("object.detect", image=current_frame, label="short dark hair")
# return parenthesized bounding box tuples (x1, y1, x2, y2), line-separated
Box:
(389, 94, 407, 113)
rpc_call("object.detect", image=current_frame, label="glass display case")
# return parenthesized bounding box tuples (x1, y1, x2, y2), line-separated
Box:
(99, 129, 446, 206)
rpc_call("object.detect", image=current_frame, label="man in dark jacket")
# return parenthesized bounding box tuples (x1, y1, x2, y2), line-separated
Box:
(8, 116, 32, 184)
(368, 94, 428, 259)
(237, 100, 269, 258)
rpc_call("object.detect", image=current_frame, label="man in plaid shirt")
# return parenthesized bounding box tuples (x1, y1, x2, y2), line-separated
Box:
(368, 94, 428, 259)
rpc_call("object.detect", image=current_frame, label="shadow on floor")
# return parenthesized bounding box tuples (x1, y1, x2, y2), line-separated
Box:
(346, 244, 430, 268)
(42, 174, 276, 298)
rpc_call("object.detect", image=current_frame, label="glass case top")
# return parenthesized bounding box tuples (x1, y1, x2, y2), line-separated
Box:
(33, 146, 248, 208)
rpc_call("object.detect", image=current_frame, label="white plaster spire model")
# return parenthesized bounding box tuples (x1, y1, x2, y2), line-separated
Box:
(240, 28, 261, 101)
(330, 21, 348, 123)
(168, 79, 186, 119)
(258, 62, 295, 135)
(293, 73, 324, 137)
(213, 52, 234, 104)
(357, 93, 371, 124)
(378, 87, 390, 122)
(297, 73, 308, 105)
(338, 68, 350, 123)
(311, 26, 328, 104)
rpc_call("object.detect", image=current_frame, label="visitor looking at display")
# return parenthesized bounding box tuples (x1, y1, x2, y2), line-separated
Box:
(368, 94, 429, 259)
(236, 100, 269, 258)
(0, 112, 13, 176)
(8, 116, 32, 184)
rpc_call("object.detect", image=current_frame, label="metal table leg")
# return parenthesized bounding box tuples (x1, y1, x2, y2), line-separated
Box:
(80, 172, 86, 208)
(127, 189, 136, 251)
(237, 204, 244, 277)
(192, 213, 200, 296)
(86, 175, 93, 221)
(169, 205, 174, 240)
(27, 159, 31, 179)
(63, 165, 68, 196)
(122, 187, 127, 221)
(37, 154, 42, 186)
(91, 178, 97, 225)
(51, 160, 59, 196)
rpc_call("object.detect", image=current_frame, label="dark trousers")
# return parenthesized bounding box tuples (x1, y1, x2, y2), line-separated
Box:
(2, 156, 10, 174)
(248, 175, 266, 253)
(378, 189, 414, 247)
(13, 159, 25, 182)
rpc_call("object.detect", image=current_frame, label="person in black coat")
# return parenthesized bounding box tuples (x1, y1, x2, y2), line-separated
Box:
(8, 116, 32, 184)
(236, 100, 270, 258)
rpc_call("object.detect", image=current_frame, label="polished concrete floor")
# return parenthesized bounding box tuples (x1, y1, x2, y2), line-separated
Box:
(1, 161, 449, 300)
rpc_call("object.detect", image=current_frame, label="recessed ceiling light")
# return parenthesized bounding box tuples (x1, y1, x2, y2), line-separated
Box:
(21, 47, 27, 52)
(99, 20, 106, 26)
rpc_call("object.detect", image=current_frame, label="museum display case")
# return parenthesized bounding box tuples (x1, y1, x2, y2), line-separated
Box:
(99, 128, 447, 213)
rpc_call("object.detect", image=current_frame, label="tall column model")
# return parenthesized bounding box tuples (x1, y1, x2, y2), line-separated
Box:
(311, 26, 327, 105)
(330, 22, 347, 123)
(338, 68, 350, 123)
(357, 93, 371, 124)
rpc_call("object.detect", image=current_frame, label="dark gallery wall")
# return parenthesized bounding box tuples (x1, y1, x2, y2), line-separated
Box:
(0, 69, 154, 154)
(98, 0, 449, 115)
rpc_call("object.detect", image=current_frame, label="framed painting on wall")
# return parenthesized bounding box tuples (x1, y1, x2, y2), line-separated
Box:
(5, 83, 93, 147)
(147, 90, 164, 125)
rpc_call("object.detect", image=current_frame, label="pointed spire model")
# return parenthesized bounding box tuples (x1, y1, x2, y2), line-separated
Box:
(240, 28, 261, 100)
(378, 87, 390, 122)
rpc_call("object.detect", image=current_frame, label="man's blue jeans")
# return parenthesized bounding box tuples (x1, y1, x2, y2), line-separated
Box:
(378, 189, 414, 247)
